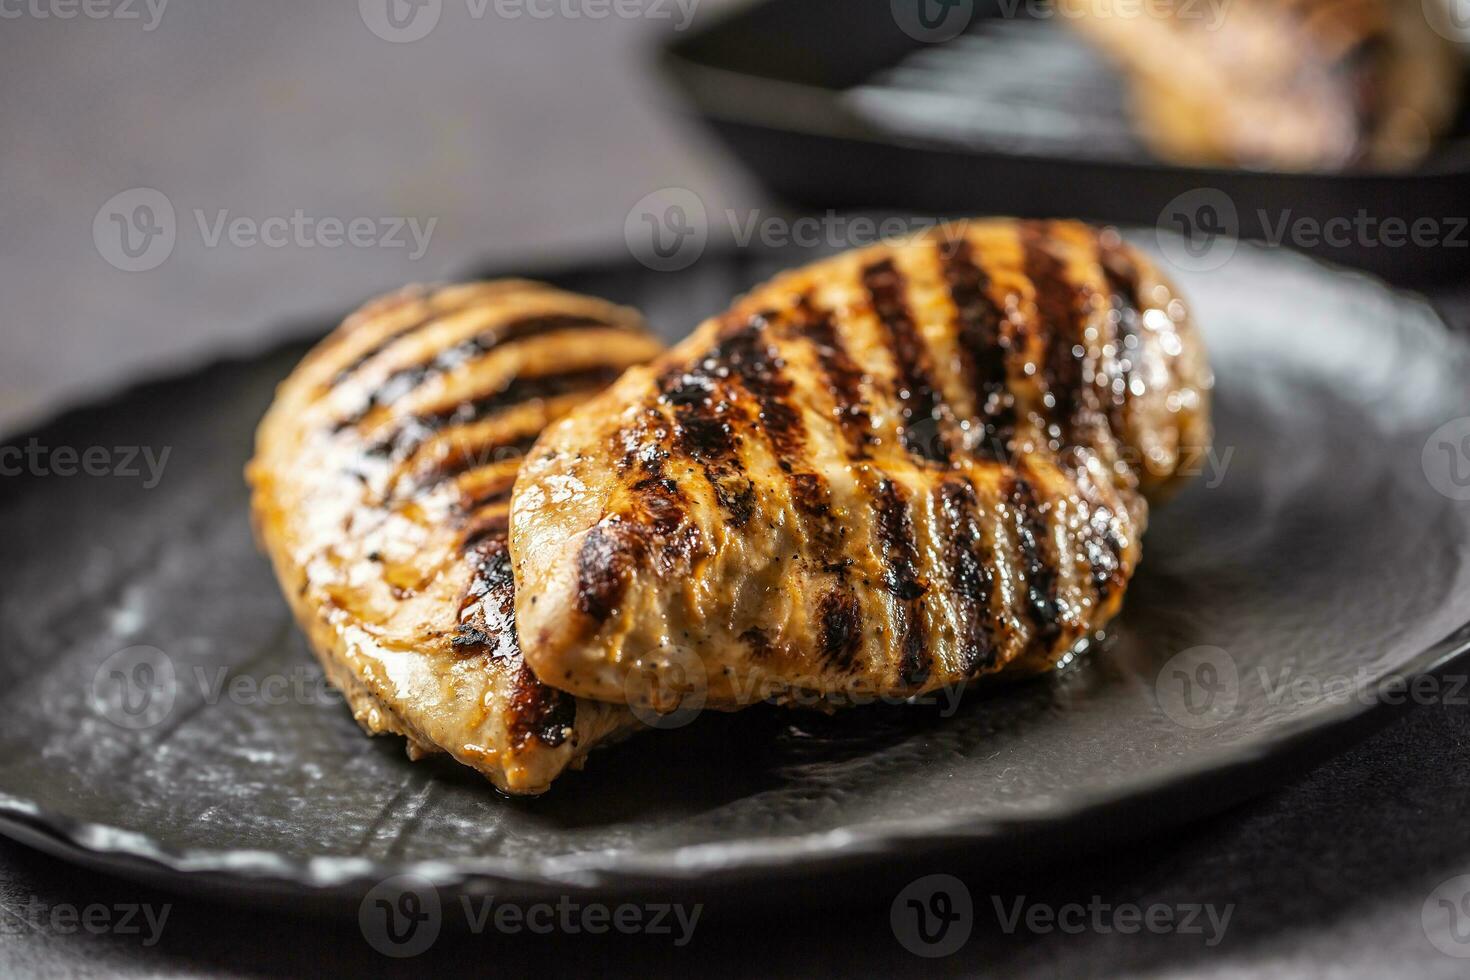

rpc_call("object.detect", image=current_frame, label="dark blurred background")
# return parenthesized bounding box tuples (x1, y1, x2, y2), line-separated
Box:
(0, 0, 757, 433)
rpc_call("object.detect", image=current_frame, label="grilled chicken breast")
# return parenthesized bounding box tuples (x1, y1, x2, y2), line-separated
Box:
(509, 220, 1211, 714)
(1064, 0, 1462, 170)
(248, 281, 664, 794)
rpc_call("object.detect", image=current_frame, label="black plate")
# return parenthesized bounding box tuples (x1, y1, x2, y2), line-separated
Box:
(0, 237, 1468, 910)
(662, 0, 1470, 283)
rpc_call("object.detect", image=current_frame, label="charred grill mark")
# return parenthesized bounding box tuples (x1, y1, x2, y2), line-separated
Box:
(802, 299, 875, 456)
(817, 589, 862, 670)
(658, 360, 755, 527)
(1021, 227, 1089, 450)
(507, 661, 577, 751)
(939, 237, 1015, 462)
(861, 259, 951, 463)
(454, 538, 517, 655)
(614, 410, 700, 571)
(456, 533, 578, 753)
(364, 365, 624, 459)
(329, 304, 444, 387)
(575, 521, 640, 623)
(1007, 472, 1061, 643)
(1096, 237, 1144, 440)
(336, 314, 615, 429)
(935, 479, 997, 675)
(720, 312, 846, 541)
(716, 315, 805, 462)
(872, 477, 930, 688)
(408, 431, 540, 494)
(459, 509, 510, 552)
(717, 310, 868, 653)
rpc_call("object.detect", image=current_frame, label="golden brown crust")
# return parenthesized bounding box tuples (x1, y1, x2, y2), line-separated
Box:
(509, 219, 1212, 713)
(248, 280, 663, 794)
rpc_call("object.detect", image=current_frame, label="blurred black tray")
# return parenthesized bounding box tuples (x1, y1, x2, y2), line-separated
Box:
(662, 0, 1470, 283)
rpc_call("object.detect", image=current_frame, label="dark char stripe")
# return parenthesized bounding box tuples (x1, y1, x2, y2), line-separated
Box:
(366, 365, 624, 459)
(817, 589, 862, 670)
(1007, 472, 1061, 643)
(801, 297, 874, 457)
(612, 409, 701, 576)
(872, 476, 930, 688)
(455, 539, 576, 750)
(406, 430, 541, 494)
(458, 509, 510, 552)
(938, 236, 1015, 462)
(1021, 227, 1088, 451)
(658, 342, 757, 527)
(860, 259, 951, 464)
(935, 479, 997, 675)
(723, 311, 846, 541)
(329, 304, 445, 387)
(723, 308, 868, 663)
(336, 313, 613, 429)
(1095, 235, 1144, 441)
(575, 520, 641, 624)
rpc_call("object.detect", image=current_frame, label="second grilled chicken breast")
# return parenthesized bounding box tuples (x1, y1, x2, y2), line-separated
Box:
(509, 220, 1211, 713)
(249, 281, 663, 794)
(1064, 0, 1463, 171)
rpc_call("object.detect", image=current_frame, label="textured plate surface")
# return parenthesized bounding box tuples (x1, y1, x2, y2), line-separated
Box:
(0, 238, 1467, 904)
